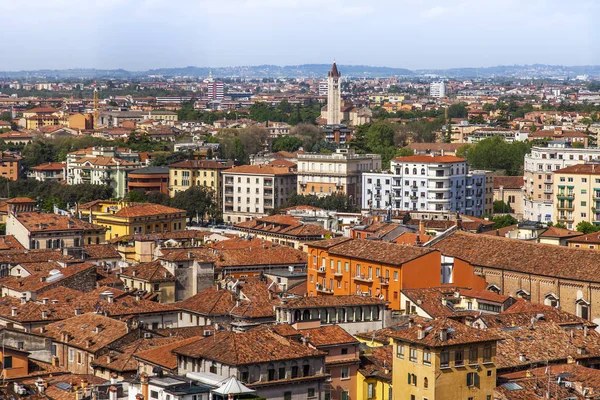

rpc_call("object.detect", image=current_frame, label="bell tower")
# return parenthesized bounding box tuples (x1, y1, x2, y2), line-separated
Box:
(327, 62, 341, 125)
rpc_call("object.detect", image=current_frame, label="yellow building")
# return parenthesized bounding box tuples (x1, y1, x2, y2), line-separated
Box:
(68, 113, 94, 130)
(168, 160, 231, 204)
(553, 163, 600, 229)
(89, 202, 187, 241)
(357, 346, 393, 400)
(391, 318, 497, 400)
(120, 261, 176, 303)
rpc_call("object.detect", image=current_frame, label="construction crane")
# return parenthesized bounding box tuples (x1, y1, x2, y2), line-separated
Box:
(93, 81, 99, 130)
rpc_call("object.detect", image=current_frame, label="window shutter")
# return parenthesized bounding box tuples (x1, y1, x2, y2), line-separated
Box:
(475, 373, 480, 388)
(408, 372, 411, 384)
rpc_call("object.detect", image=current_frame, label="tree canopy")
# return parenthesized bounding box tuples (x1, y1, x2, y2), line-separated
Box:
(456, 136, 531, 176)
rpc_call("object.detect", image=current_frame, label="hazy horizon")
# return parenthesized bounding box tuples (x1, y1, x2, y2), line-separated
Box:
(1, 0, 598, 71)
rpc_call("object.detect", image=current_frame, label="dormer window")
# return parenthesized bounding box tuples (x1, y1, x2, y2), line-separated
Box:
(544, 293, 559, 308)
(516, 289, 530, 301)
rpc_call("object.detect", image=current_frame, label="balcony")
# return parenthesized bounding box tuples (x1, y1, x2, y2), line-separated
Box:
(334, 271, 344, 278)
(264, 180, 273, 187)
(557, 193, 574, 200)
(428, 185, 447, 191)
(379, 277, 390, 285)
(544, 179, 553, 184)
(315, 284, 333, 294)
(353, 275, 373, 283)
(557, 203, 574, 211)
(410, 196, 418, 202)
(543, 188, 553, 194)
(317, 267, 327, 274)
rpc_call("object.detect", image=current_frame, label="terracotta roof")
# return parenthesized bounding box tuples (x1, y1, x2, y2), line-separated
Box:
(120, 261, 174, 282)
(303, 325, 359, 347)
(209, 237, 276, 250)
(406, 143, 463, 153)
(168, 160, 231, 169)
(278, 295, 386, 310)
(31, 162, 66, 171)
(6, 197, 36, 204)
(42, 313, 130, 352)
(83, 244, 120, 259)
(222, 165, 296, 175)
(431, 231, 600, 283)
(113, 203, 186, 218)
(268, 159, 297, 168)
(480, 224, 518, 237)
(392, 232, 433, 245)
(0, 262, 96, 293)
(493, 176, 524, 190)
(286, 280, 307, 296)
(173, 328, 325, 366)
(14, 212, 105, 232)
(358, 346, 393, 382)
(389, 318, 499, 347)
(555, 163, 600, 175)
(327, 239, 434, 266)
(539, 226, 582, 238)
(0, 235, 26, 251)
(393, 155, 466, 163)
(0, 249, 73, 264)
(155, 325, 217, 339)
(91, 336, 180, 372)
(355, 317, 432, 345)
(235, 215, 332, 238)
(307, 236, 352, 249)
(134, 336, 200, 370)
(71, 155, 138, 167)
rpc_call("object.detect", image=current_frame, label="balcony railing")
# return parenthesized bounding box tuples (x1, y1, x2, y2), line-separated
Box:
(379, 277, 390, 285)
(354, 275, 373, 283)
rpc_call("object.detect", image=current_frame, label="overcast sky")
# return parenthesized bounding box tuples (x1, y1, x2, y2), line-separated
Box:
(1, 0, 598, 71)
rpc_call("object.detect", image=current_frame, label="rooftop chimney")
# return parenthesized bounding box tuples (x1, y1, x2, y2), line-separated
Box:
(42, 298, 49, 305)
(20, 295, 26, 305)
(41, 310, 48, 319)
(439, 327, 448, 342)
(11, 307, 17, 317)
(417, 325, 425, 340)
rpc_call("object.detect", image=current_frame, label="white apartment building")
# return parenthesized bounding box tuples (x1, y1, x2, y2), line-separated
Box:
(318, 80, 328, 96)
(430, 81, 446, 98)
(296, 148, 382, 206)
(222, 164, 297, 223)
(523, 141, 600, 222)
(361, 155, 491, 216)
(66, 147, 141, 198)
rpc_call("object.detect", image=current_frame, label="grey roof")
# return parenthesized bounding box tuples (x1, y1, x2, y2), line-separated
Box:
(129, 166, 170, 175)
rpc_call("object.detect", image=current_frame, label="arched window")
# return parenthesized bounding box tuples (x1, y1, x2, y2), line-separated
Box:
(96, 237, 100, 244)
(294, 310, 301, 322)
(404, 167, 409, 174)
(420, 168, 425, 175)
(424, 377, 429, 389)
(88, 237, 92, 245)
(413, 168, 417, 175)
(302, 309, 310, 320)
(451, 168, 454, 175)
(356, 307, 363, 321)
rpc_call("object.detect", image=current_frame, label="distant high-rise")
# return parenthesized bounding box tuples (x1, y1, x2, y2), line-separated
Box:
(318, 80, 328, 96)
(207, 81, 224, 100)
(326, 62, 341, 125)
(430, 81, 446, 98)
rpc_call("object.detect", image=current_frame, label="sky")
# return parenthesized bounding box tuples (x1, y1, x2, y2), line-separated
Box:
(1, 0, 598, 71)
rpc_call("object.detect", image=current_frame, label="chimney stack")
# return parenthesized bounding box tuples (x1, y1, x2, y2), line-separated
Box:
(417, 325, 425, 340)
(439, 327, 448, 342)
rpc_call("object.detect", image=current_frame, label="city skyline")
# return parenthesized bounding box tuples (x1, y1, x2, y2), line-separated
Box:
(1, 0, 598, 71)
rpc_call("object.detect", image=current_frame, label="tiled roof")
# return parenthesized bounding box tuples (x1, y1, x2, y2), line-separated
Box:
(355, 317, 432, 345)
(480, 224, 518, 237)
(286, 281, 307, 296)
(168, 160, 231, 169)
(134, 336, 200, 370)
(307, 236, 352, 249)
(389, 318, 499, 347)
(31, 162, 66, 171)
(539, 226, 582, 238)
(406, 143, 463, 153)
(303, 325, 358, 347)
(5, 197, 36, 204)
(42, 313, 130, 352)
(394, 155, 466, 163)
(155, 325, 217, 339)
(173, 329, 325, 366)
(278, 295, 386, 310)
(359, 346, 393, 382)
(234, 215, 332, 238)
(482, 300, 595, 328)
(222, 165, 296, 175)
(120, 261, 174, 282)
(15, 212, 105, 232)
(431, 231, 600, 282)
(113, 203, 186, 218)
(567, 231, 600, 244)
(91, 336, 180, 372)
(0, 249, 73, 265)
(83, 244, 120, 259)
(392, 232, 433, 245)
(493, 176, 524, 190)
(0, 262, 96, 293)
(555, 163, 600, 175)
(327, 239, 433, 265)
(71, 155, 138, 167)
(0, 235, 26, 251)
(210, 237, 276, 250)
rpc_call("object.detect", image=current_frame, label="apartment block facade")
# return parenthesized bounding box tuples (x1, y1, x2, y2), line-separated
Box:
(553, 163, 600, 229)
(361, 155, 491, 216)
(222, 164, 297, 223)
(523, 142, 600, 222)
(297, 149, 381, 207)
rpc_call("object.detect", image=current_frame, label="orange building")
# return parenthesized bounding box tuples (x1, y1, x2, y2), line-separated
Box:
(306, 237, 485, 310)
(0, 153, 21, 181)
(68, 113, 94, 130)
(0, 346, 29, 379)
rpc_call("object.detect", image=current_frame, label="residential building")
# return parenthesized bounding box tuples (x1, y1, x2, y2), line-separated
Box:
(306, 237, 486, 310)
(168, 160, 231, 204)
(28, 162, 66, 182)
(322, 124, 353, 144)
(357, 346, 392, 400)
(0, 152, 21, 181)
(90, 203, 187, 241)
(391, 318, 498, 400)
(566, 231, 600, 249)
(297, 148, 381, 206)
(207, 82, 224, 100)
(222, 164, 297, 223)
(523, 141, 600, 222)
(120, 261, 176, 303)
(233, 214, 333, 251)
(66, 147, 141, 198)
(303, 325, 360, 400)
(429, 81, 446, 98)
(172, 328, 329, 400)
(466, 128, 528, 143)
(0, 131, 35, 145)
(68, 113, 94, 130)
(431, 230, 600, 324)
(326, 62, 342, 125)
(361, 155, 490, 216)
(553, 163, 600, 229)
(6, 211, 106, 249)
(493, 176, 524, 218)
(406, 143, 464, 156)
(127, 166, 169, 195)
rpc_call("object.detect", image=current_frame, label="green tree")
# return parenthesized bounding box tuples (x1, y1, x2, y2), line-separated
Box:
(493, 200, 513, 214)
(576, 221, 600, 234)
(172, 186, 218, 222)
(125, 190, 147, 203)
(396, 147, 414, 157)
(446, 103, 468, 119)
(272, 136, 303, 152)
(462, 136, 531, 175)
(490, 214, 518, 229)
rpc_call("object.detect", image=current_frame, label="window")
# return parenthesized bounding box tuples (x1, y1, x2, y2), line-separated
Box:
(396, 344, 404, 359)
(291, 366, 299, 378)
(469, 347, 478, 364)
(341, 367, 350, 379)
(341, 348, 348, 355)
(268, 367, 275, 381)
(279, 367, 286, 379)
(3, 356, 12, 369)
(407, 373, 416, 385)
(284, 392, 292, 400)
(341, 391, 349, 400)
(68, 349, 74, 362)
(467, 372, 480, 387)
(440, 350, 449, 368)
(423, 349, 431, 365)
(150, 391, 159, 399)
(394, 271, 398, 281)
(409, 347, 417, 362)
(483, 345, 492, 363)
(455, 348, 464, 366)
(77, 352, 82, 364)
(308, 388, 315, 398)
(367, 383, 375, 399)
(241, 371, 249, 383)
(424, 377, 428, 389)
